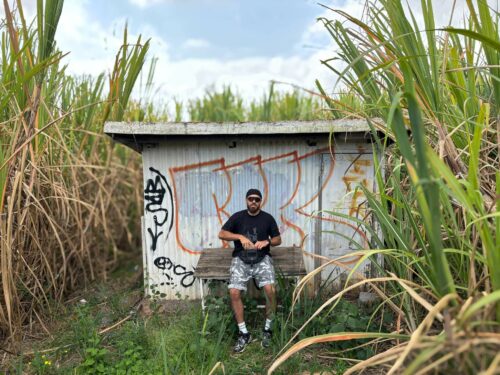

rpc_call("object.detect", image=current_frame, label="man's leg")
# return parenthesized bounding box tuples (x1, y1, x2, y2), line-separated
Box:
(262, 283, 275, 342)
(262, 284, 276, 320)
(228, 258, 252, 353)
(229, 288, 244, 324)
(255, 256, 276, 348)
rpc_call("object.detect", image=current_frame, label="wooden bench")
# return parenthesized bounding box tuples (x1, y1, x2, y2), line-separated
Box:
(194, 247, 306, 311)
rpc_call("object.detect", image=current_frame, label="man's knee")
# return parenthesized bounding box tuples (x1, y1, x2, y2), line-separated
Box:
(229, 288, 241, 300)
(263, 284, 275, 298)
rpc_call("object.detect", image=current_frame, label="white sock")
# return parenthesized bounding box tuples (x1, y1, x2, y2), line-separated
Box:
(237, 322, 248, 334)
(264, 318, 272, 331)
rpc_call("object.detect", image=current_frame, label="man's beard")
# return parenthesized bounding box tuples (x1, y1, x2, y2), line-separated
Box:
(247, 203, 260, 214)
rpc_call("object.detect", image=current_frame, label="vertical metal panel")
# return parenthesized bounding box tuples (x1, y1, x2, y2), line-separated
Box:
(319, 147, 375, 284)
(141, 136, 377, 299)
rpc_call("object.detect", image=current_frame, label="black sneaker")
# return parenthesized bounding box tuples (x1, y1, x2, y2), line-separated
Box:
(233, 332, 252, 353)
(261, 329, 272, 348)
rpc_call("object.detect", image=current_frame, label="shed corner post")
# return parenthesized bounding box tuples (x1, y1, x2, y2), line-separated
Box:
(141, 215, 150, 297)
(313, 153, 325, 294)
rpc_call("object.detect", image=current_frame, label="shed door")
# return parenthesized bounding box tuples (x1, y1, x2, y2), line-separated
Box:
(319, 152, 374, 285)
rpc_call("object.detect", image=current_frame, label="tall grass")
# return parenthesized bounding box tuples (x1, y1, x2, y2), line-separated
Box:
(186, 82, 336, 122)
(0, 0, 149, 343)
(270, 0, 500, 373)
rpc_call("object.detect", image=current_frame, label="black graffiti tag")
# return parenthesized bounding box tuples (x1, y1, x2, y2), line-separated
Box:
(146, 217, 161, 253)
(145, 167, 174, 251)
(154, 256, 196, 288)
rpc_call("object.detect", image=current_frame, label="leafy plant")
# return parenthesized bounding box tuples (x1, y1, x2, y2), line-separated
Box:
(78, 337, 109, 374)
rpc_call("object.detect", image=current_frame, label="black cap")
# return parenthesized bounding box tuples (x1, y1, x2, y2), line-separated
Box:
(246, 188, 262, 198)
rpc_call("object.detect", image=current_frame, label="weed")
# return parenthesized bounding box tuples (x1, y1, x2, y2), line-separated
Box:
(27, 353, 54, 375)
(78, 337, 109, 374)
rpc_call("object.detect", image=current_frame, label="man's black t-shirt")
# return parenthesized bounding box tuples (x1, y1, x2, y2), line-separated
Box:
(221, 210, 280, 258)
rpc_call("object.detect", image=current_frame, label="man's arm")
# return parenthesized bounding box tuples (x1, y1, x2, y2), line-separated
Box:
(254, 235, 281, 249)
(255, 215, 281, 249)
(218, 230, 254, 249)
(270, 235, 281, 246)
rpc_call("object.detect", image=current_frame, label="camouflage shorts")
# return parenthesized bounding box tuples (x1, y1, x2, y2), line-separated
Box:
(228, 255, 275, 291)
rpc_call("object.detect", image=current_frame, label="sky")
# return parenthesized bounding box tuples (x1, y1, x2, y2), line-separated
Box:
(6, 0, 500, 109)
(50, 0, 340, 106)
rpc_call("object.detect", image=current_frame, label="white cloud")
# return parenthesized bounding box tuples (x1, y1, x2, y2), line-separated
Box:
(152, 51, 334, 104)
(47, 0, 334, 117)
(299, 0, 367, 49)
(129, 0, 165, 9)
(55, 1, 123, 74)
(182, 38, 211, 49)
(298, 0, 500, 94)
(303, 0, 500, 46)
(13, 0, 498, 120)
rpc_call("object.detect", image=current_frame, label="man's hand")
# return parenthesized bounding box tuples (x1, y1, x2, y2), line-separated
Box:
(240, 236, 255, 249)
(254, 240, 270, 250)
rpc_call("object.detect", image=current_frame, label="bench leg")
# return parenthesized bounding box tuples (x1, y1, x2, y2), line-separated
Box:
(200, 279, 206, 313)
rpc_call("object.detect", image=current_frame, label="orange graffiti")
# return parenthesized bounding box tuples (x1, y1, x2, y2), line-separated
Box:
(164, 146, 371, 255)
(349, 190, 365, 217)
(342, 175, 361, 191)
(279, 152, 301, 210)
(169, 158, 227, 255)
(281, 213, 306, 244)
(297, 210, 370, 248)
(296, 150, 335, 212)
(212, 193, 230, 248)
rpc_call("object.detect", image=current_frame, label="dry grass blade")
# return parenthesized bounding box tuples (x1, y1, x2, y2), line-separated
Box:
(0, 101, 102, 171)
(343, 342, 434, 375)
(208, 361, 225, 375)
(387, 293, 458, 375)
(480, 352, 500, 375)
(459, 290, 500, 325)
(388, 272, 444, 322)
(268, 332, 408, 374)
(275, 276, 399, 360)
(293, 250, 410, 319)
(0, 0, 147, 343)
(2, 170, 23, 336)
(98, 314, 133, 335)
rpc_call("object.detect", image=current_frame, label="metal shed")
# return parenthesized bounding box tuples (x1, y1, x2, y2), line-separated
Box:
(104, 120, 380, 299)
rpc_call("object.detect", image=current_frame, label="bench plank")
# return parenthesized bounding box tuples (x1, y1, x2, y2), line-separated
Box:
(194, 247, 306, 279)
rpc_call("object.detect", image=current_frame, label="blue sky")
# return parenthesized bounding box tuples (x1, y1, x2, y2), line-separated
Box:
(14, 0, 495, 113)
(43, 0, 344, 109)
(91, 0, 324, 60)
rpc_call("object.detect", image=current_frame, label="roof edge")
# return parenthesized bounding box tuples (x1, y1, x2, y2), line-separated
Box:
(104, 119, 381, 136)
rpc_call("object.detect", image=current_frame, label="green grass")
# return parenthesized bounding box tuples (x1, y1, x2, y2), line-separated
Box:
(5, 260, 385, 375)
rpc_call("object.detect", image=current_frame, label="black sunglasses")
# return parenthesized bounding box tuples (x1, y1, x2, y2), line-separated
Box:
(247, 197, 261, 203)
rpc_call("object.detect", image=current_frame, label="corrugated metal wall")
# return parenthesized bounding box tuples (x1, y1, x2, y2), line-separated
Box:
(142, 136, 375, 299)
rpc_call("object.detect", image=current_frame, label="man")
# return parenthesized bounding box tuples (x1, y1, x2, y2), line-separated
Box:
(218, 188, 282, 353)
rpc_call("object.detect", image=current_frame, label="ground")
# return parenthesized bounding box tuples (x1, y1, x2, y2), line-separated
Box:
(2, 253, 388, 374)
